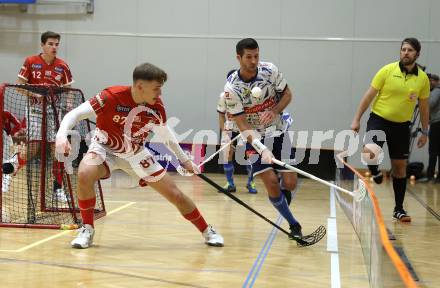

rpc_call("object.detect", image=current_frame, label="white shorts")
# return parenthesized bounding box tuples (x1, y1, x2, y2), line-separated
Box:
(87, 140, 165, 187)
(28, 106, 57, 141)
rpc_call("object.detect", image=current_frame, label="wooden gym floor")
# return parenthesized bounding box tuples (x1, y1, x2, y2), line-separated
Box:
(0, 171, 438, 287)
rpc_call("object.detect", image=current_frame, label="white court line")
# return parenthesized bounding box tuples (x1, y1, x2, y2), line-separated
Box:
(330, 185, 336, 218)
(327, 218, 338, 253)
(0, 202, 136, 253)
(331, 254, 341, 288)
(328, 185, 341, 288)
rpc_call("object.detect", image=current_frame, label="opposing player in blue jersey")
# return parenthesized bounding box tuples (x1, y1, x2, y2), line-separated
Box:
(223, 38, 301, 239)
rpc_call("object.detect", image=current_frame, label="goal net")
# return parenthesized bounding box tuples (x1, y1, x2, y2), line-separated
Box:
(0, 84, 105, 229)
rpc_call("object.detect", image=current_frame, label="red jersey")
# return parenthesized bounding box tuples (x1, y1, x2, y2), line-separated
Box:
(18, 54, 74, 86)
(2, 111, 21, 136)
(89, 86, 167, 154)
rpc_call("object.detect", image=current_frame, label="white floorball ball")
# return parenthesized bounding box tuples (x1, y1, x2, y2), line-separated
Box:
(251, 86, 262, 98)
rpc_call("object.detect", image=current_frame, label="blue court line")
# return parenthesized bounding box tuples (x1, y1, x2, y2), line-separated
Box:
(242, 216, 283, 288)
(242, 179, 302, 288)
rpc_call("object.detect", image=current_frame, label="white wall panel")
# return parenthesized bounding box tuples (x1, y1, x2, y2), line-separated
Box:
(67, 0, 137, 33)
(354, 0, 431, 39)
(281, 0, 354, 38)
(279, 40, 353, 133)
(137, 37, 208, 136)
(208, 0, 281, 36)
(65, 35, 137, 98)
(137, 0, 209, 35)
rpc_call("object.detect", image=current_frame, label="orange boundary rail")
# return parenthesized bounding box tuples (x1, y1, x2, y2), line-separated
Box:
(336, 152, 418, 288)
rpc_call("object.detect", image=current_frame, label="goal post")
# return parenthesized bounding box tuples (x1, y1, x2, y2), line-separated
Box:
(0, 83, 105, 229)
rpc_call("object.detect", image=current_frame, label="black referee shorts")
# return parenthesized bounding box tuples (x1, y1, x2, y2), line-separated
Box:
(365, 113, 411, 160)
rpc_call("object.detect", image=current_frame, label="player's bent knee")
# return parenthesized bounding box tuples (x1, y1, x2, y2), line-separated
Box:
(78, 166, 102, 188)
(283, 177, 297, 191)
(283, 173, 298, 191)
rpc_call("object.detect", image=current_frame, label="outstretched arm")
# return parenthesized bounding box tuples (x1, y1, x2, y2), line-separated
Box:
(56, 101, 96, 154)
(152, 124, 199, 173)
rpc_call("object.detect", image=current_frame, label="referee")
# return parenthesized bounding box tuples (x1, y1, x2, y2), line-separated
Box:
(351, 37, 430, 222)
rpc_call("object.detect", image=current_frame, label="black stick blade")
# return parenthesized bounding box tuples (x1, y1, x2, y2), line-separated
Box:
(294, 225, 327, 247)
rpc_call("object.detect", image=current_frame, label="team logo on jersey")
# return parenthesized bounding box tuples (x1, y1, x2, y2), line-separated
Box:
(54, 66, 64, 73)
(95, 93, 106, 107)
(116, 105, 131, 112)
(32, 64, 42, 69)
(244, 97, 276, 113)
(45, 71, 52, 76)
(226, 102, 237, 109)
(55, 75, 62, 81)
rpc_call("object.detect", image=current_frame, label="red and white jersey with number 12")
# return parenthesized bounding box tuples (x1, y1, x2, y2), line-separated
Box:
(18, 54, 74, 87)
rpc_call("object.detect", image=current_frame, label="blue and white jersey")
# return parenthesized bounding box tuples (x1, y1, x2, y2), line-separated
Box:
(216, 92, 239, 132)
(223, 61, 290, 137)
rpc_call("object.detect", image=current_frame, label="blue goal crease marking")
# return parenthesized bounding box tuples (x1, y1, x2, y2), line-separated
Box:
(242, 179, 303, 288)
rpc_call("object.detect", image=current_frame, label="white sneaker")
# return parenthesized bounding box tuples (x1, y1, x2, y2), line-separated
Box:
(71, 224, 95, 249)
(55, 188, 68, 202)
(203, 225, 224, 247)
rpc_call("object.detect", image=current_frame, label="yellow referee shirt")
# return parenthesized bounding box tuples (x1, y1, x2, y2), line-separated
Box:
(371, 61, 430, 123)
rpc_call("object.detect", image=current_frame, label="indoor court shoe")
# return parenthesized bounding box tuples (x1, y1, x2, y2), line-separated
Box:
(289, 222, 303, 239)
(372, 171, 383, 184)
(203, 225, 224, 247)
(218, 183, 236, 193)
(71, 224, 95, 249)
(393, 209, 411, 223)
(55, 188, 68, 202)
(53, 181, 67, 202)
(246, 181, 258, 194)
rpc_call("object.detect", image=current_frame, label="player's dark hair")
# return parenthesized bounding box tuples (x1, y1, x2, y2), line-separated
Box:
(41, 31, 61, 44)
(401, 37, 421, 54)
(133, 63, 167, 83)
(236, 38, 259, 56)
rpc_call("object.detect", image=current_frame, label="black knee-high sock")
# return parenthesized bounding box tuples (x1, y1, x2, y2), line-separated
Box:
(368, 165, 379, 175)
(392, 177, 407, 211)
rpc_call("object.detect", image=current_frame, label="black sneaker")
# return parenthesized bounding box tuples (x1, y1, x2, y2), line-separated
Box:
(372, 171, 383, 184)
(393, 209, 411, 222)
(282, 189, 292, 206)
(289, 223, 302, 239)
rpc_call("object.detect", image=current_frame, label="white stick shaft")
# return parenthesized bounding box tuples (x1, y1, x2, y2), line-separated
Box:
(272, 158, 355, 197)
(197, 134, 242, 168)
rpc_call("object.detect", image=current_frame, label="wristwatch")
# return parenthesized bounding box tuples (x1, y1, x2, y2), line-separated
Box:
(421, 129, 429, 136)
